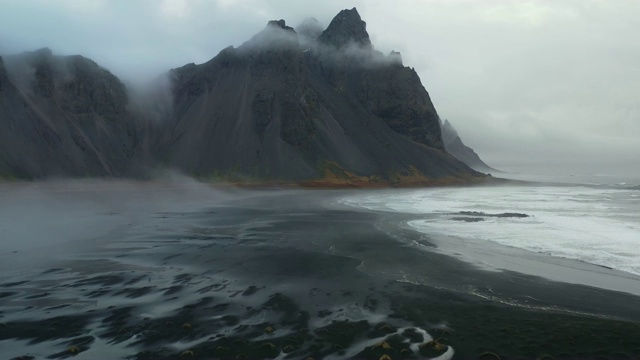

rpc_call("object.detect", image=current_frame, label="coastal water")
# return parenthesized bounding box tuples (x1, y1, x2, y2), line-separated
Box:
(341, 177, 640, 278)
(2, 180, 640, 359)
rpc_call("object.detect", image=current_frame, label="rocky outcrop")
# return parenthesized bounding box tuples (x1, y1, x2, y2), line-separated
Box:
(441, 119, 498, 173)
(0, 49, 144, 179)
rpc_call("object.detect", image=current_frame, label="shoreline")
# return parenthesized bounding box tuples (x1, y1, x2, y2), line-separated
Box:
(0, 172, 513, 189)
(380, 214, 640, 298)
(1, 183, 640, 359)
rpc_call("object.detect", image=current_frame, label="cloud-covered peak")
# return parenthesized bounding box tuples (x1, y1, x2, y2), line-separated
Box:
(266, 19, 295, 32)
(296, 17, 323, 42)
(388, 50, 403, 66)
(319, 7, 371, 49)
(240, 19, 299, 51)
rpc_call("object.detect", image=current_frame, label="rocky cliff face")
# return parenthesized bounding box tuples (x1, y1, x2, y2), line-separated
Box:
(0, 49, 144, 179)
(441, 119, 498, 173)
(161, 8, 476, 182)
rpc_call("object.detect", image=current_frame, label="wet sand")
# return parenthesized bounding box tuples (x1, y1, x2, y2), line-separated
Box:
(1, 182, 640, 359)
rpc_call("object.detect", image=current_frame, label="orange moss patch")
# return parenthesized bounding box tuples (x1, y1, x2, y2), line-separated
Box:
(202, 162, 503, 189)
(298, 162, 493, 188)
(389, 165, 430, 186)
(299, 162, 386, 188)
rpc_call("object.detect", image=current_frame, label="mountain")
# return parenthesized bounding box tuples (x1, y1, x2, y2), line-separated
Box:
(0, 48, 144, 179)
(160, 8, 480, 184)
(0, 8, 488, 186)
(441, 119, 498, 173)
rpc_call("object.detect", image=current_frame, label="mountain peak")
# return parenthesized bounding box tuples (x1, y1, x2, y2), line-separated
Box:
(388, 51, 403, 66)
(240, 19, 298, 50)
(442, 118, 456, 133)
(34, 47, 53, 57)
(267, 19, 295, 32)
(9, 48, 54, 66)
(319, 7, 371, 49)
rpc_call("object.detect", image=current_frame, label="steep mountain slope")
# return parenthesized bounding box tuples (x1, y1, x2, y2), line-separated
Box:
(162, 8, 478, 183)
(1, 8, 488, 185)
(0, 48, 142, 178)
(441, 119, 498, 173)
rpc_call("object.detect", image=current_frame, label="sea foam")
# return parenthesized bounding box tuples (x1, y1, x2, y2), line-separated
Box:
(341, 186, 640, 276)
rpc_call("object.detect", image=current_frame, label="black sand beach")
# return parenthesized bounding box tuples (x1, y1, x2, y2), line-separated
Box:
(1, 182, 640, 359)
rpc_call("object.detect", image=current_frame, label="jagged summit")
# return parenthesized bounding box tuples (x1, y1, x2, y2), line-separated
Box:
(319, 8, 371, 49)
(267, 19, 295, 32)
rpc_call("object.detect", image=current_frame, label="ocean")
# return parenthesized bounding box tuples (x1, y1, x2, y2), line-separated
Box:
(341, 170, 640, 280)
(2, 178, 640, 358)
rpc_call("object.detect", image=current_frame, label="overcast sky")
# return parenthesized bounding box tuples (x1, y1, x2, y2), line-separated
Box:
(1, 0, 638, 173)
